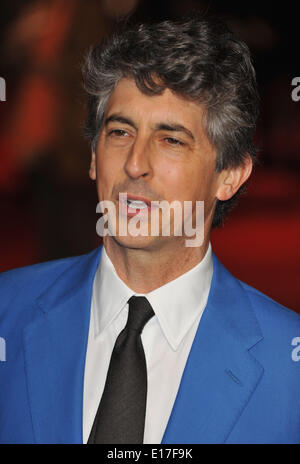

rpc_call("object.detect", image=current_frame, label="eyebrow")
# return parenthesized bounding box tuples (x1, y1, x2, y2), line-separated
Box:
(153, 123, 195, 142)
(104, 114, 138, 131)
(104, 114, 195, 142)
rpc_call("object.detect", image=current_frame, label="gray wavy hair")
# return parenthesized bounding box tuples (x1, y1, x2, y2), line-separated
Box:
(82, 15, 260, 227)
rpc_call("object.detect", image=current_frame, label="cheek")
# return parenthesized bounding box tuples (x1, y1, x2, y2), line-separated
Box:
(96, 152, 117, 198)
(175, 169, 215, 205)
(158, 165, 185, 200)
(160, 163, 202, 201)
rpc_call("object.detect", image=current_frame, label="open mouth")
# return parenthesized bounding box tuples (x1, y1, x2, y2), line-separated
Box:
(118, 193, 154, 216)
(126, 198, 149, 209)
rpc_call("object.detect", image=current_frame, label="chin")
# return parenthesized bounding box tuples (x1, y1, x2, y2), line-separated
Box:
(113, 234, 157, 250)
(108, 232, 176, 253)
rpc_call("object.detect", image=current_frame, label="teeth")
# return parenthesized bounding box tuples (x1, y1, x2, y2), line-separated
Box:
(127, 199, 148, 209)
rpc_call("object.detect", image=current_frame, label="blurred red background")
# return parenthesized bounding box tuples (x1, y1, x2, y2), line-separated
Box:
(0, 0, 299, 312)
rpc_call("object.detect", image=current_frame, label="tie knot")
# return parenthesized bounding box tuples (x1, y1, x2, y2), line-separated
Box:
(127, 296, 155, 333)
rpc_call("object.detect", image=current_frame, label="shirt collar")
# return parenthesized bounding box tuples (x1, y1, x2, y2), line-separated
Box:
(93, 243, 213, 350)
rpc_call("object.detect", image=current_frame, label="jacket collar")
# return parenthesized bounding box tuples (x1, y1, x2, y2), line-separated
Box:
(23, 246, 264, 444)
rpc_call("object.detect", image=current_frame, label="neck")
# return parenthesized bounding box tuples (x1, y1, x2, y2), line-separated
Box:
(103, 235, 210, 294)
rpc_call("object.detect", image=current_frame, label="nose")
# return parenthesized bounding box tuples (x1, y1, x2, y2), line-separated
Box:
(124, 135, 153, 180)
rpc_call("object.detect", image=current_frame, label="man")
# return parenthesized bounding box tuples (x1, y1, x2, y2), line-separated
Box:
(0, 16, 300, 444)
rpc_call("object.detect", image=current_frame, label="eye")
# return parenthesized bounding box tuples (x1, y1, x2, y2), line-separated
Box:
(164, 137, 185, 146)
(108, 129, 129, 137)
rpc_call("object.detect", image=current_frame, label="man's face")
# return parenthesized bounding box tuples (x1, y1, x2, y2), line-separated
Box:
(90, 78, 230, 251)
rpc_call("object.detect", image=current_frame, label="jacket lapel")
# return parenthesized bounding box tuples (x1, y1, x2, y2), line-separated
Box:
(23, 247, 102, 444)
(162, 254, 264, 444)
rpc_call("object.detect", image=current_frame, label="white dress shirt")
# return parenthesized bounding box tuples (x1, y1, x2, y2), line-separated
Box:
(82, 243, 213, 444)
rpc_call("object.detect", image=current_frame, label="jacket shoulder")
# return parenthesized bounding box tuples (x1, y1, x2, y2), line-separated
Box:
(213, 253, 300, 331)
(239, 279, 300, 375)
(240, 280, 300, 330)
(0, 254, 86, 330)
(0, 255, 81, 298)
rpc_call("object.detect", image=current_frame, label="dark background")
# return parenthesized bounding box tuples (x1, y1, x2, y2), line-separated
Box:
(0, 0, 299, 312)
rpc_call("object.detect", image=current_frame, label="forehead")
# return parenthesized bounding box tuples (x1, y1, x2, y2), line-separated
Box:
(104, 78, 206, 132)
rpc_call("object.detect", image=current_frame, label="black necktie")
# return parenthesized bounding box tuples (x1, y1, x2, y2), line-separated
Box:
(88, 296, 155, 444)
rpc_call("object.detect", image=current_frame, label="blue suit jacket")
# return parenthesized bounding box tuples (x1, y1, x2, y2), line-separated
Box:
(0, 246, 300, 444)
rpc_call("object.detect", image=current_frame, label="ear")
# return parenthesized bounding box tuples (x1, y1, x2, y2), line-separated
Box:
(89, 149, 96, 180)
(216, 155, 253, 201)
